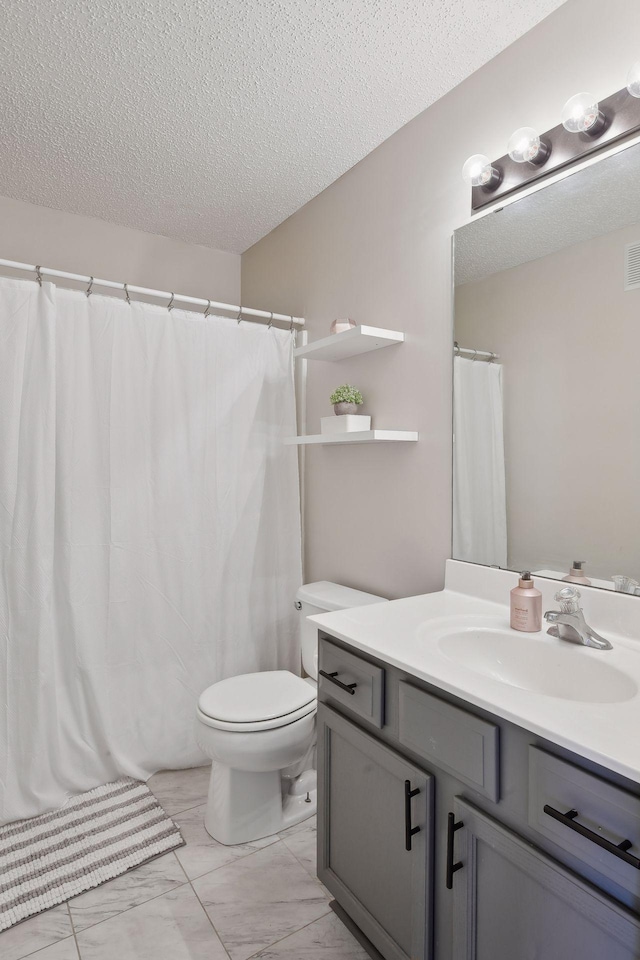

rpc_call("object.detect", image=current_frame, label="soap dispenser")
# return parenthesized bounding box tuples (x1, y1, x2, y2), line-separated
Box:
(510, 572, 542, 633)
(563, 560, 591, 586)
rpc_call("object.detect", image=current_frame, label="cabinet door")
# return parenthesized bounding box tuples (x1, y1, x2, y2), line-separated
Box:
(317, 703, 434, 960)
(451, 798, 640, 960)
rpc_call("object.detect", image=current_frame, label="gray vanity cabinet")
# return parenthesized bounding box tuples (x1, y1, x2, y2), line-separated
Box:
(451, 798, 640, 960)
(317, 633, 640, 960)
(317, 703, 434, 960)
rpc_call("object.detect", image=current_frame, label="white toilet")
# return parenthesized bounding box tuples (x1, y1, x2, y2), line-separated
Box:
(195, 581, 387, 845)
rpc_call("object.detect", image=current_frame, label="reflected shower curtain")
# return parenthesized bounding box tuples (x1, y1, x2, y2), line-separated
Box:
(453, 356, 507, 568)
(0, 278, 302, 825)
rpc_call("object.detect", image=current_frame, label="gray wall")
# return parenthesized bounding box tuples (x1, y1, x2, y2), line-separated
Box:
(241, 0, 640, 600)
(0, 195, 240, 303)
(455, 221, 640, 583)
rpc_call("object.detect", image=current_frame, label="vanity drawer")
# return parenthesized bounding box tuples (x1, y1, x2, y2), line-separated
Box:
(397, 681, 499, 801)
(318, 637, 384, 728)
(529, 747, 640, 898)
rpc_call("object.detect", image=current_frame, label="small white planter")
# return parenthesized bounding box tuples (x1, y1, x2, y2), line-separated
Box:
(321, 415, 371, 435)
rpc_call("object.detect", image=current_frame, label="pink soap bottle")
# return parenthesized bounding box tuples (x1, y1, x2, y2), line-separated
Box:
(510, 572, 542, 633)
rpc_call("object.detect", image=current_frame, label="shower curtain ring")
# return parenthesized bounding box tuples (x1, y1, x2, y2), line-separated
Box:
(472, 349, 478, 361)
(204, 299, 211, 318)
(237, 305, 243, 324)
(167, 292, 175, 312)
(124, 283, 131, 305)
(289, 315, 295, 332)
(268, 312, 274, 329)
(86, 276, 94, 298)
(35, 265, 43, 287)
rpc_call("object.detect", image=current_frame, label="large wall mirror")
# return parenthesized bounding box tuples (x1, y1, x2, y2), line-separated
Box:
(453, 141, 640, 594)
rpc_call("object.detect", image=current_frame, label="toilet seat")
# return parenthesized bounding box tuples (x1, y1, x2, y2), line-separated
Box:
(197, 670, 317, 733)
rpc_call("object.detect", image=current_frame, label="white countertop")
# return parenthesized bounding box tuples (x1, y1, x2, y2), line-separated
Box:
(309, 564, 640, 784)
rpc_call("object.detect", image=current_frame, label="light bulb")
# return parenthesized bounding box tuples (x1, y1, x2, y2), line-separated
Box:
(627, 61, 640, 98)
(507, 127, 550, 165)
(561, 92, 603, 134)
(461, 154, 500, 188)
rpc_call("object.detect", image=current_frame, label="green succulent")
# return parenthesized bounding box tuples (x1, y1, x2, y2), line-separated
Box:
(329, 384, 364, 405)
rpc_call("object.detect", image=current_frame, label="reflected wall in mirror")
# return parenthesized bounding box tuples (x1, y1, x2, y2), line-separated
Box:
(453, 141, 640, 594)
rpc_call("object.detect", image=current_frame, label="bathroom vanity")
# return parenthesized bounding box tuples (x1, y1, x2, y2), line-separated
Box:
(312, 562, 640, 960)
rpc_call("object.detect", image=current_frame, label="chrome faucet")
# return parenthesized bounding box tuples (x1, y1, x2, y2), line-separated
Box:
(544, 587, 612, 651)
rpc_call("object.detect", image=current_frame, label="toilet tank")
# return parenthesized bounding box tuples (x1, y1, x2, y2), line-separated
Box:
(295, 581, 388, 680)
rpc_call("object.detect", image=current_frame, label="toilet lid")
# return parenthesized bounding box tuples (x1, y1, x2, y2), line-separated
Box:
(198, 670, 316, 724)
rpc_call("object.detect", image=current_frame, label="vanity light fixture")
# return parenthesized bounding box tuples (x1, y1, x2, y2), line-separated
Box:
(507, 127, 550, 165)
(561, 92, 606, 136)
(465, 66, 640, 212)
(627, 61, 640, 98)
(461, 154, 501, 190)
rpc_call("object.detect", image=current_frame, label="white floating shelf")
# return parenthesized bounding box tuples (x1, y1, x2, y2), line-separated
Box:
(285, 430, 418, 446)
(294, 325, 404, 361)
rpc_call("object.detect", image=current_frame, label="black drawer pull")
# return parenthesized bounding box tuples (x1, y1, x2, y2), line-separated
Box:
(404, 780, 420, 851)
(543, 805, 640, 870)
(446, 811, 464, 888)
(319, 669, 357, 695)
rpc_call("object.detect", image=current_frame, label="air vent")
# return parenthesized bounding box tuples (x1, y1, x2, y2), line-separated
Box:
(625, 241, 640, 291)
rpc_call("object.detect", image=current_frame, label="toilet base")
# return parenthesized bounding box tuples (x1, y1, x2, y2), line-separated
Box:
(204, 762, 317, 845)
(281, 768, 317, 832)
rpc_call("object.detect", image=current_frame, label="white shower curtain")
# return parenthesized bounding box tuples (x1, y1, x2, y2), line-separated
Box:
(453, 355, 507, 568)
(0, 277, 302, 825)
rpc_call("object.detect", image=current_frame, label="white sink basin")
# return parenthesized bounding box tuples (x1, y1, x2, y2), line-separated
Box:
(438, 627, 637, 703)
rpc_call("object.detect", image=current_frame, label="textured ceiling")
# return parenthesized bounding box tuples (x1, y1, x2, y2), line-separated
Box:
(1, 0, 565, 253)
(454, 141, 640, 285)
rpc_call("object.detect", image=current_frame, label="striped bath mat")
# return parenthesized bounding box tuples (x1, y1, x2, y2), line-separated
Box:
(0, 777, 184, 931)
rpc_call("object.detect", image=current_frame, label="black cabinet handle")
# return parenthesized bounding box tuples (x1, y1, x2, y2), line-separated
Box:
(543, 805, 640, 870)
(446, 812, 464, 888)
(404, 780, 420, 851)
(319, 669, 357, 696)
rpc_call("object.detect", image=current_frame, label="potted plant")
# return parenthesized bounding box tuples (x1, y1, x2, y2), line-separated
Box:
(330, 384, 364, 416)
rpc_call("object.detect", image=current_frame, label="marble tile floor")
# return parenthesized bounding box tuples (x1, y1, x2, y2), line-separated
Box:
(0, 765, 370, 960)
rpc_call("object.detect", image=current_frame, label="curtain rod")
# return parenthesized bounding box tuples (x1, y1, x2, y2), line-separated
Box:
(454, 342, 499, 362)
(0, 258, 305, 328)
